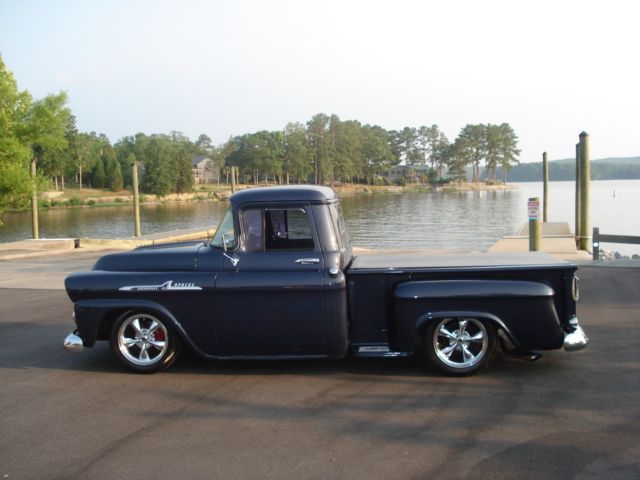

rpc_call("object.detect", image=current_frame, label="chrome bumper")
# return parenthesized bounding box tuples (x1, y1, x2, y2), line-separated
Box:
(563, 319, 588, 352)
(63, 332, 84, 353)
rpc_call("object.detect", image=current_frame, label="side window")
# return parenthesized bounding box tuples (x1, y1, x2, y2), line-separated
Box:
(241, 208, 264, 252)
(265, 208, 315, 251)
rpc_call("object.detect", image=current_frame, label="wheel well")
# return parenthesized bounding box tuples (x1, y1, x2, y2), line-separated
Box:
(416, 314, 515, 351)
(97, 309, 128, 341)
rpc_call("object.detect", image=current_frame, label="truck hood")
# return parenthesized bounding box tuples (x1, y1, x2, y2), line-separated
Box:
(92, 241, 204, 272)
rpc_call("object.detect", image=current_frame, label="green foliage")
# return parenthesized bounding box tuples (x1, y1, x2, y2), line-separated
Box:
(92, 156, 106, 188)
(140, 136, 174, 195)
(0, 55, 71, 223)
(67, 196, 82, 206)
(174, 149, 194, 193)
(111, 159, 124, 191)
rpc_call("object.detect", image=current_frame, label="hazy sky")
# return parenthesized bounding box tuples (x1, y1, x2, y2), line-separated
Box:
(1, 0, 638, 162)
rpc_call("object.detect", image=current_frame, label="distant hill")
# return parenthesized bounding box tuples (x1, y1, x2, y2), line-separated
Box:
(501, 156, 640, 182)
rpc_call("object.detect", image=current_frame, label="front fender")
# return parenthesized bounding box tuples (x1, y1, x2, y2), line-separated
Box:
(72, 299, 202, 355)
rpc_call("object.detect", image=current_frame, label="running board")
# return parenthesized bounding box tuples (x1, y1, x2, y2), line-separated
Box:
(505, 350, 542, 362)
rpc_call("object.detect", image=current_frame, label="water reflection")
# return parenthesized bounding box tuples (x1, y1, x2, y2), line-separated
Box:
(341, 189, 523, 251)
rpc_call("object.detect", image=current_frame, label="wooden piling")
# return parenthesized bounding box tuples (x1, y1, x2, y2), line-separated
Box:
(542, 152, 549, 223)
(579, 132, 590, 251)
(30, 158, 39, 239)
(132, 160, 141, 237)
(528, 197, 541, 251)
(231, 166, 236, 193)
(575, 143, 581, 246)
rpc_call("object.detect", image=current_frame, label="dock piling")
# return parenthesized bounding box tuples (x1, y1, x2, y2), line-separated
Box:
(132, 158, 141, 237)
(575, 143, 581, 246)
(30, 158, 39, 239)
(542, 152, 549, 223)
(578, 132, 590, 251)
(528, 197, 541, 251)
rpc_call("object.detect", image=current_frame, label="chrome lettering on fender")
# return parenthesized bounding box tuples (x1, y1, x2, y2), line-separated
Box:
(119, 280, 202, 292)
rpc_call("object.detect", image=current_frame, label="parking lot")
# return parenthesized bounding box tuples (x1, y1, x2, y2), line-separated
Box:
(1, 261, 639, 479)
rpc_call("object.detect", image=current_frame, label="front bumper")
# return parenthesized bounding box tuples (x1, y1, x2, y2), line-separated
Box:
(63, 331, 84, 353)
(563, 318, 588, 352)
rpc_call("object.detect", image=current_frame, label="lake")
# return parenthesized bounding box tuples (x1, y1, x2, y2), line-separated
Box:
(1, 179, 639, 255)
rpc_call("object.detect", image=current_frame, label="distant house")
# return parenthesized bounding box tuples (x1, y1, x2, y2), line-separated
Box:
(192, 155, 218, 184)
(387, 165, 432, 182)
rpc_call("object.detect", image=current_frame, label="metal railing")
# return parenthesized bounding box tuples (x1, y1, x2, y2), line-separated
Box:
(592, 227, 640, 260)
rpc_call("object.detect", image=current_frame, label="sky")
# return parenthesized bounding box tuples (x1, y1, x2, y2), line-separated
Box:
(1, 0, 638, 163)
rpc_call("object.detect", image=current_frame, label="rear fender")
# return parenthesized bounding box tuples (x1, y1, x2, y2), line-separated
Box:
(393, 279, 560, 352)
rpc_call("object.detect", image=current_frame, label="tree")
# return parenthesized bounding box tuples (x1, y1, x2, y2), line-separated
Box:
(195, 133, 213, 154)
(420, 125, 449, 179)
(111, 158, 124, 191)
(174, 149, 194, 193)
(283, 123, 312, 184)
(141, 136, 174, 195)
(70, 132, 99, 191)
(306, 113, 331, 184)
(456, 124, 487, 183)
(362, 125, 395, 184)
(497, 123, 520, 183)
(0, 58, 34, 221)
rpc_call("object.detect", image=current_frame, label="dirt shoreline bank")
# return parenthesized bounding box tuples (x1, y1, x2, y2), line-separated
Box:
(6, 182, 519, 214)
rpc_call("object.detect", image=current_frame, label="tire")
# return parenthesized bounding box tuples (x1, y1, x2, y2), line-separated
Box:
(424, 317, 497, 376)
(109, 311, 181, 373)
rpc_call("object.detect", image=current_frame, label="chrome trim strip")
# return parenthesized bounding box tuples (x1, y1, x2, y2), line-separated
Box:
(359, 346, 390, 353)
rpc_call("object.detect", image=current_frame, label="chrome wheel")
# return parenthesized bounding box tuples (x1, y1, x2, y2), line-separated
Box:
(425, 317, 496, 375)
(117, 313, 169, 367)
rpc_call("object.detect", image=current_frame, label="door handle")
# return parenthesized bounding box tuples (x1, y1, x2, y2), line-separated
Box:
(295, 258, 320, 265)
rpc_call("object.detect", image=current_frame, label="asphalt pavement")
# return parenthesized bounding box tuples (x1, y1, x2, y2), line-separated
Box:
(0, 255, 639, 480)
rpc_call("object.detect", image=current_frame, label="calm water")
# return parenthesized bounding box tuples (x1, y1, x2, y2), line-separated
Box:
(1, 180, 639, 254)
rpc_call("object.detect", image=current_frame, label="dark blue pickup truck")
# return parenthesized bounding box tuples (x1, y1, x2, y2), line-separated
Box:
(63, 186, 587, 375)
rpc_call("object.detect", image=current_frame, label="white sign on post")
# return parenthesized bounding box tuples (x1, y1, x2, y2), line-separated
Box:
(528, 199, 540, 221)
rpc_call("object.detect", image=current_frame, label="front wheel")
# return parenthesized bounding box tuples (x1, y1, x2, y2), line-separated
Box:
(110, 311, 181, 373)
(424, 317, 497, 376)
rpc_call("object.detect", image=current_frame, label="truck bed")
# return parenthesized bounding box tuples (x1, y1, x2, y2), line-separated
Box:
(348, 252, 572, 274)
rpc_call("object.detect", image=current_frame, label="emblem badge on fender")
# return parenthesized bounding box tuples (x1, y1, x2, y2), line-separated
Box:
(119, 280, 202, 292)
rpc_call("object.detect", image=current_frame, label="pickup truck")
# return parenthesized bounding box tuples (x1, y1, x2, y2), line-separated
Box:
(63, 185, 588, 376)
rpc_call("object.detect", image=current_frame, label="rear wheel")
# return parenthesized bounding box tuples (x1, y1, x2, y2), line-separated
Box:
(110, 311, 181, 373)
(424, 317, 497, 376)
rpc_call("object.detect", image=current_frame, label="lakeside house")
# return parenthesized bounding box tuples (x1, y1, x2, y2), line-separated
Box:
(191, 155, 218, 184)
(387, 165, 432, 182)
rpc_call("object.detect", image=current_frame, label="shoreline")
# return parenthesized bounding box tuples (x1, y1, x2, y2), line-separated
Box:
(4, 181, 519, 215)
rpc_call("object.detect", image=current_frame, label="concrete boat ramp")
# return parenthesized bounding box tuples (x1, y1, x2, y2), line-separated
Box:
(489, 222, 590, 261)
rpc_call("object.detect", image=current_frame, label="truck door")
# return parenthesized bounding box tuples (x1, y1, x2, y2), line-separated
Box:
(215, 205, 326, 356)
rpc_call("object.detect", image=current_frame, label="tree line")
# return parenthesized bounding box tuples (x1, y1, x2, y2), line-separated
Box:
(1, 54, 522, 221)
(223, 116, 521, 186)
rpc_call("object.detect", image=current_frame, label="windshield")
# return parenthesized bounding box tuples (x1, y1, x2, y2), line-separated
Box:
(210, 207, 236, 249)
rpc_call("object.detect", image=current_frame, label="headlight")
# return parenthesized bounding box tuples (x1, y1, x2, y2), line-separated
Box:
(571, 275, 580, 302)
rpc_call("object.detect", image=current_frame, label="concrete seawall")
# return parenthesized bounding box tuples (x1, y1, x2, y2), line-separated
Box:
(0, 228, 214, 261)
